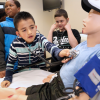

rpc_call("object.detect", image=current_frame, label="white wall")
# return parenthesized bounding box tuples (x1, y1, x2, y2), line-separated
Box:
(62, 0, 88, 32)
(0, 0, 6, 2)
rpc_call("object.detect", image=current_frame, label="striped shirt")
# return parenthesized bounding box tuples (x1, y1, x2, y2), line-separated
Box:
(4, 33, 62, 82)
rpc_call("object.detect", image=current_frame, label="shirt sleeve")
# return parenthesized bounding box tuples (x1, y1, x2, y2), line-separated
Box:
(40, 34, 63, 61)
(96, 51, 100, 59)
(72, 29, 81, 44)
(0, 25, 6, 71)
(4, 42, 17, 83)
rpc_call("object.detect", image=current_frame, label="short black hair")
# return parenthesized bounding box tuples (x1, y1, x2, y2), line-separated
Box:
(14, 0, 20, 8)
(6, 0, 21, 8)
(0, 9, 7, 19)
(54, 9, 68, 19)
(14, 11, 35, 30)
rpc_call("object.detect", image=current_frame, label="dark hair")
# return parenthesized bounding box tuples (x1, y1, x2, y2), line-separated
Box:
(6, 0, 21, 8)
(54, 9, 68, 19)
(14, 11, 35, 30)
(0, 9, 7, 19)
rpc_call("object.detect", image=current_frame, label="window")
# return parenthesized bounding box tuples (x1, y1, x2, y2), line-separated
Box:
(0, 2, 5, 9)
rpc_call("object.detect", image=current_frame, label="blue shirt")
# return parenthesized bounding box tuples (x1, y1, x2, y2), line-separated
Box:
(60, 41, 100, 88)
(0, 17, 17, 61)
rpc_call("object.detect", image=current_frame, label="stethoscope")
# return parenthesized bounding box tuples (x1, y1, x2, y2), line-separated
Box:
(14, 30, 82, 99)
(14, 30, 80, 73)
(14, 30, 65, 72)
(56, 79, 84, 100)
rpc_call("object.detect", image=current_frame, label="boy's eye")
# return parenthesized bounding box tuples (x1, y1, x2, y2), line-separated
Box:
(31, 27, 34, 29)
(60, 20, 63, 22)
(56, 21, 59, 23)
(22, 29, 26, 32)
(10, 4, 13, 7)
(5, 4, 13, 8)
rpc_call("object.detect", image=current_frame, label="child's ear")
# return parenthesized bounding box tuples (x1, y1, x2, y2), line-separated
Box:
(16, 31, 21, 37)
(17, 7, 20, 13)
(67, 18, 69, 23)
(35, 25, 37, 29)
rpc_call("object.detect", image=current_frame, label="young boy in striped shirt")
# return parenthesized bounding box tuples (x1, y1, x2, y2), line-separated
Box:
(1, 11, 70, 88)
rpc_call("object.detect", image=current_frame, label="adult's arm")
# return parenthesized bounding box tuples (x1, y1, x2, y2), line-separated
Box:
(0, 25, 6, 78)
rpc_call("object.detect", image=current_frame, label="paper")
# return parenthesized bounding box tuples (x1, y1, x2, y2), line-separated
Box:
(0, 69, 53, 88)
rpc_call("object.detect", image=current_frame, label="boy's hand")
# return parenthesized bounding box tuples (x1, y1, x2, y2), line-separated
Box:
(0, 71, 6, 78)
(59, 49, 70, 57)
(1, 80, 11, 88)
(50, 23, 58, 31)
(64, 23, 71, 31)
(59, 49, 72, 63)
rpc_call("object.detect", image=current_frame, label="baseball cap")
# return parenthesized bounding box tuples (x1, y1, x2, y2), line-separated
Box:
(82, 0, 100, 12)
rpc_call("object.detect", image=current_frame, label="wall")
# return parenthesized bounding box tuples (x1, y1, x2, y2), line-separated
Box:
(0, 0, 6, 2)
(62, 0, 88, 32)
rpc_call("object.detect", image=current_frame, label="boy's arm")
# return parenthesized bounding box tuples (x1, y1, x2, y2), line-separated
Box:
(47, 24, 57, 43)
(64, 23, 81, 48)
(72, 29, 81, 44)
(0, 25, 6, 78)
(41, 34, 69, 61)
(4, 42, 17, 83)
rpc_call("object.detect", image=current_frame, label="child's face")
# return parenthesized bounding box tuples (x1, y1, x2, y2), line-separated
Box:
(82, 9, 100, 35)
(16, 19, 37, 44)
(55, 16, 68, 31)
(5, 0, 20, 18)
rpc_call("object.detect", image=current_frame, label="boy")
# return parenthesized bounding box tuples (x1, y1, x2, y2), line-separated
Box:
(69, 0, 100, 100)
(47, 9, 81, 49)
(0, 0, 20, 78)
(47, 9, 81, 72)
(1, 0, 100, 99)
(1, 11, 70, 88)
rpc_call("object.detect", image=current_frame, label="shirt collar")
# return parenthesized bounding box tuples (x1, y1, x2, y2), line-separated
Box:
(6, 17, 14, 22)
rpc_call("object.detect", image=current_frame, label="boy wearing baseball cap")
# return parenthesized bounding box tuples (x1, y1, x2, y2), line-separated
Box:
(68, 0, 100, 100)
